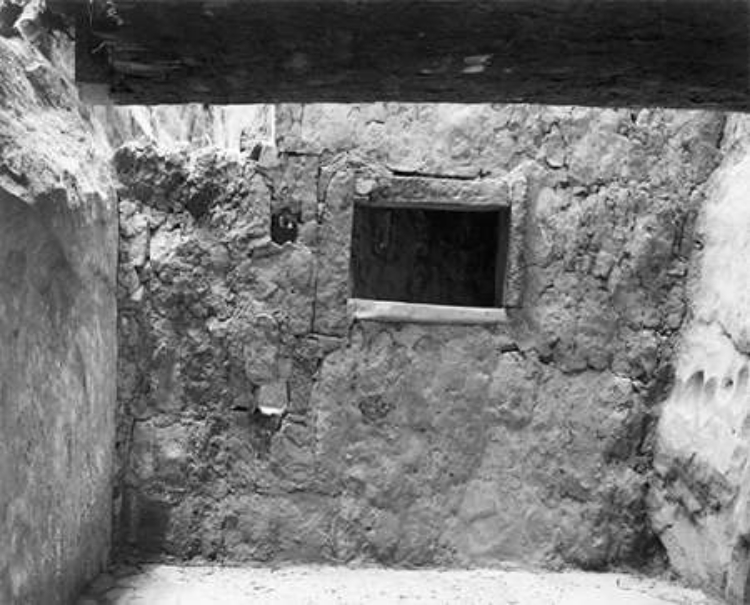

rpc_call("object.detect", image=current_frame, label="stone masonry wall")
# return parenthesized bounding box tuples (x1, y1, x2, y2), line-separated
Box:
(0, 24, 117, 605)
(116, 104, 724, 570)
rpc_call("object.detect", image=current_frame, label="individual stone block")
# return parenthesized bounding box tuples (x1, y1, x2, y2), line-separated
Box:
(256, 381, 288, 416)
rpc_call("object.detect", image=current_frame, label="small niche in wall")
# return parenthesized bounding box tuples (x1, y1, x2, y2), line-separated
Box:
(350, 204, 510, 309)
(271, 208, 300, 244)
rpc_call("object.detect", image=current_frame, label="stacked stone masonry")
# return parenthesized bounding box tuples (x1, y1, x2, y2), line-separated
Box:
(116, 104, 725, 573)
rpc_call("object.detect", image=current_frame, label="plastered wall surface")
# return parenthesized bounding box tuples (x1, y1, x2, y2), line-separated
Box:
(116, 104, 725, 571)
(0, 31, 117, 605)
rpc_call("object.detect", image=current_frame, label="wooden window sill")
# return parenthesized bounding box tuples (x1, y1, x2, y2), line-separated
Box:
(348, 299, 508, 325)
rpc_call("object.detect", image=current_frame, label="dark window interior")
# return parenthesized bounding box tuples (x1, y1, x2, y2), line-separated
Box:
(350, 205, 510, 307)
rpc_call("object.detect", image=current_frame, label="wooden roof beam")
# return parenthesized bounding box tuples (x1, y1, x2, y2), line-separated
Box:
(49, 0, 750, 109)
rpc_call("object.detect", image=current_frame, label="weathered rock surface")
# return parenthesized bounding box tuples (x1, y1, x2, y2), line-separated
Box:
(0, 23, 117, 605)
(650, 114, 750, 604)
(117, 104, 724, 571)
(92, 104, 274, 152)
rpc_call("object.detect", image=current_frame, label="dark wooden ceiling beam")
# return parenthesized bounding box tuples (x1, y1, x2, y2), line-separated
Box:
(50, 0, 750, 108)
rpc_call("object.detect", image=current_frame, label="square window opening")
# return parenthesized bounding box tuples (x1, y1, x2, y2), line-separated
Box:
(350, 204, 511, 308)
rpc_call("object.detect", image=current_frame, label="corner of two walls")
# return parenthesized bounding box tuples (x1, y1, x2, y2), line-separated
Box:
(0, 27, 117, 605)
(0, 14, 747, 603)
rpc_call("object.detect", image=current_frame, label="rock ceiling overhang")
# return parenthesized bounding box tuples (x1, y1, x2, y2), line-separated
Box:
(49, 0, 750, 108)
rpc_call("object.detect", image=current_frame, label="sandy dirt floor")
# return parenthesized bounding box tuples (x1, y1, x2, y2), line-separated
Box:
(75, 565, 723, 605)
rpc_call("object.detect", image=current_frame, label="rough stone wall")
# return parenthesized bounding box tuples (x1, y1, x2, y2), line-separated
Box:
(650, 114, 750, 604)
(0, 26, 117, 605)
(116, 104, 724, 570)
